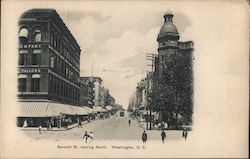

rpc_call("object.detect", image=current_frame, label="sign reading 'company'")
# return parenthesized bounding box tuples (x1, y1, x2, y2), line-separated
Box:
(20, 68, 40, 73)
(19, 44, 41, 49)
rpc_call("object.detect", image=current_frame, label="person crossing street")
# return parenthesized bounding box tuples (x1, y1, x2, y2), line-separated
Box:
(128, 119, 131, 126)
(142, 130, 147, 143)
(161, 130, 166, 143)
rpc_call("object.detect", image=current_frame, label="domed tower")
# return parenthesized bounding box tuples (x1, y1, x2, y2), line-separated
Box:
(157, 10, 180, 75)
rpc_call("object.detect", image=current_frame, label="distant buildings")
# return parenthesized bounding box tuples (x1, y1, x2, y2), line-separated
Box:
(79, 76, 116, 108)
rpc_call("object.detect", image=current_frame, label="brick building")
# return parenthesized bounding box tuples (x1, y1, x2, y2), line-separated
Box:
(18, 9, 81, 106)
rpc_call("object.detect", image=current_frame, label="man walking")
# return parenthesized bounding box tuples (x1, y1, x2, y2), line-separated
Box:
(184, 130, 188, 140)
(89, 132, 94, 143)
(82, 131, 89, 143)
(128, 119, 131, 126)
(161, 130, 166, 143)
(142, 130, 147, 143)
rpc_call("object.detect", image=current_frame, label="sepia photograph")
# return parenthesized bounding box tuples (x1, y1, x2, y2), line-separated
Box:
(1, 0, 249, 158)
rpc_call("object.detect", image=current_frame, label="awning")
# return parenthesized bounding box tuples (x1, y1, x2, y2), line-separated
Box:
(18, 102, 60, 117)
(18, 102, 88, 117)
(82, 106, 95, 114)
(71, 106, 88, 115)
(93, 106, 107, 113)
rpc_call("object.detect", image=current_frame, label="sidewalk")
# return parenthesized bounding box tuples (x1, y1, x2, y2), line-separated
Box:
(18, 120, 92, 131)
(136, 118, 192, 131)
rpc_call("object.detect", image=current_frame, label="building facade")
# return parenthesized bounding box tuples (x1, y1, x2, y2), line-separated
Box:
(79, 77, 95, 107)
(18, 9, 81, 106)
(79, 77, 103, 106)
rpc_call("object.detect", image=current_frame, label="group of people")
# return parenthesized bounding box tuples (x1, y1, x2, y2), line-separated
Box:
(141, 130, 166, 143)
(82, 131, 94, 143)
(142, 129, 188, 143)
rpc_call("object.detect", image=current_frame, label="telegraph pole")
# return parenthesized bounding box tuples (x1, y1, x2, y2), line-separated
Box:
(146, 53, 156, 130)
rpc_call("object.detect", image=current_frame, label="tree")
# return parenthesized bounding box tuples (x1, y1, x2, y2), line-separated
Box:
(155, 50, 193, 127)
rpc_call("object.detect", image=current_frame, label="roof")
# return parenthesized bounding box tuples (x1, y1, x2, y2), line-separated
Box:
(157, 10, 179, 40)
(159, 22, 178, 35)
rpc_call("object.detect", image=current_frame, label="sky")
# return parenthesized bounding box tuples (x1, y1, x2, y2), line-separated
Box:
(57, 7, 192, 109)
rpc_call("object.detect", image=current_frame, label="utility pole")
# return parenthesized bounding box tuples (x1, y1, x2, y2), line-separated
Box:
(146, 53, 156, 130)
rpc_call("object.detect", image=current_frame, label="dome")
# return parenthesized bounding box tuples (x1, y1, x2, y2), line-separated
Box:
(159, 22, 178, 35)
(157, 10, 179, 41)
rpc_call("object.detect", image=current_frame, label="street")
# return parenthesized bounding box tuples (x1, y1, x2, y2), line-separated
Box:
(23, 115, 184, 142)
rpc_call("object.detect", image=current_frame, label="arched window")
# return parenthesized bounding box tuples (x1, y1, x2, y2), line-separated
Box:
(19, 27, 29, 44)
(34, 29, 41, 42)
(19, 28, 29, 38)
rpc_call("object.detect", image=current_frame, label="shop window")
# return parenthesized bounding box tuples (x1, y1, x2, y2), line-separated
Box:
(31, 74, 40, 92)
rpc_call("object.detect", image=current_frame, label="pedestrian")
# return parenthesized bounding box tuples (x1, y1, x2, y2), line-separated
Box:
(78, 120, 82, 128)
(182, 129, 185, 137)
(161, 130, 166, 143)
(142, 130, 147, 143)
(128, 119, 131, 126)
(82, 131, 89, 143)
(184, 130, 188, 140)
(88, 132, 94, 143)
(38, 124, 42, 134)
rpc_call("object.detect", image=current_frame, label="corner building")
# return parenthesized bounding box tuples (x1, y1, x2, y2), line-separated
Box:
(157, 11, 193, 76)
(18, 9, 81, 106)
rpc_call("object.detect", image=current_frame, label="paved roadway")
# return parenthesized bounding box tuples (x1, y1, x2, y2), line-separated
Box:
(23, 115, 183, 142)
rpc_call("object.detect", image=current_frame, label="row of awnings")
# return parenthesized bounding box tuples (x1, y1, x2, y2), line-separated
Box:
(17, 102, 114, 117)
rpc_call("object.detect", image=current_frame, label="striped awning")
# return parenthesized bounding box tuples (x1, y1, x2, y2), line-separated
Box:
(18, 102, 60, 117)
(18, 102, 88, 117)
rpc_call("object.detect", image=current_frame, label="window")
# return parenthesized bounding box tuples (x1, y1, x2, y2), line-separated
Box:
(19, 27, 29, 44)
(49, 75, 52, 93)
(18, 74, 27, 92)
(34, 29, 41, 42)
(19, 28, 28, 38)
(31, 74, 40, 92)
(32, 54, 37, 65)
(54, 35, 57, 48)
(50, 56, 54, 68)
(32, 49, 41, 65)
(19, 50, 27, 65)
(161, 55, 164, 62)
(50, 32, 54, 45)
